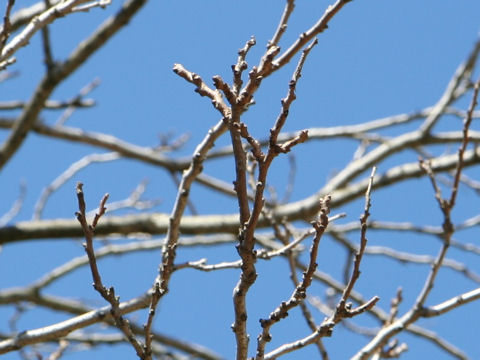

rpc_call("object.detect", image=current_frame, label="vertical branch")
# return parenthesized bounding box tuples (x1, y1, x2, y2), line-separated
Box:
(40, 0, 55, 72)
(336, 166, 376, 310)
(232, 36, 256, 96)
(75, 182, 145, 359)
(229, 109, 252, 227)
(256, 169, 379, 359)
(261, 212, 328, 358)
(232, 40, 316, 360)
(255, 196, 330, 360)
(230, 109, 254, 360)
(143, 282, 160, 360)
(161, 65, 230, 293)
(155, 66, 234, 355)
(448, 76, 480, 208)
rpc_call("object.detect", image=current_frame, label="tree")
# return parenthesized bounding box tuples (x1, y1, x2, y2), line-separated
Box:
(1, 1, 480, 359)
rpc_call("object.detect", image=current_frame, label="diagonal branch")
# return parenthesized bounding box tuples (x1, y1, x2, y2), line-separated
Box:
(0, 0, 147, 170)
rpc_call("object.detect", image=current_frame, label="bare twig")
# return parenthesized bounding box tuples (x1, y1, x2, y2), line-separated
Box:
(172, 63, 230, 117)
(255, 196, 330, 359)
(75, 182, 145, 358)
(268, 0, 295, 49)
(40, 0, 55, 72)
(269, 0, 354, 75)
(267, 168, 380, 359)
(55, 77, 101, 126)
(34, 152, 120, 220)
(335, 168, 377, 315)
(232, 36, 256, 96)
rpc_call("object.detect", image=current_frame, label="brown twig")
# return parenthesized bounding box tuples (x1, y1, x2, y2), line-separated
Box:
(255, 196, 330, 359)
(232, 36, 256, 96)
(268, 0, 353, 76)
(232, 39, 316, 360)
(268, 0, 295, 49)
(268, 168, 379, 359)
(40, 0, 55, 72)
(251, 206, 329, 359)
(75, 182, 145, 359)
(237, 43, 280, 108)
(333, 167, 378, 318)
(156, 61, 241, 356)
(172, 63, 230, 117)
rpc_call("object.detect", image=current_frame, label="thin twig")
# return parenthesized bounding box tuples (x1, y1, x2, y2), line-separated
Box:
(267, 168, 380, 359)
(55, 77, 101, 126)
(75, 182, 145, 358)
(269, 0, 353, 75)
(255, 196, 330, 359)
(0, 180, 26, 226)
(232, 36, 256, 96)
(33, 152, 120, 220)
(40, 0, 55, 72)
(268, 0, 295, 49)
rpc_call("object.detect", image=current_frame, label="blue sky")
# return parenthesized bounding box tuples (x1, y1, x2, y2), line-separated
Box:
(1, 1, 480, 359)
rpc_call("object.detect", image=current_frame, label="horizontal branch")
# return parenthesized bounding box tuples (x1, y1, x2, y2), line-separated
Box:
(0, 288, 221, 359)
(0, 291, 151, 354)
(2, 145, 479, 243)
(0, 98, 95, 110)
(0, 118, 185, 170)
(0, 116, 478, 173)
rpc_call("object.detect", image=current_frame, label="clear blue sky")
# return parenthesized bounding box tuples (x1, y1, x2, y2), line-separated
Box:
(1, 1, 480, 359)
